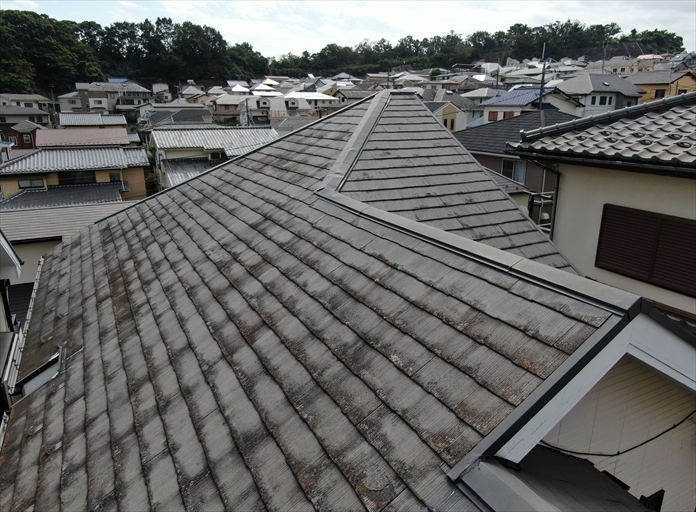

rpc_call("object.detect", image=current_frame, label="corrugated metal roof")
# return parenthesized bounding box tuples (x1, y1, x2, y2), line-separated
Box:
(152, 126, 278, 154)
(59, 113, 128, 126)
(0, 200, 136, 241)
(0, 147, 149, 174)
(162, 158, 222, 187)
(0, 183, 124, 210)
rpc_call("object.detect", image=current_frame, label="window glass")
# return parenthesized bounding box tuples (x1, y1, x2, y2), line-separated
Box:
(599, 96, 608, 106)
(23, 134, 31, 143)
(18, 179, 44, 189)
(590, 96, 596, 105)
(502, 160, 526, 183)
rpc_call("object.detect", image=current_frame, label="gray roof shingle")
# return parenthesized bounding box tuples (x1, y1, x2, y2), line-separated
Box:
(625, 70, 692, 85)
(162, 158, 225, 187)
(480, 87, 558, 107)
(509, 91, 696, 174)
(455, 110, 578, 155)
(58, 113, 128, 127)
(0, 91, 640, 511)
(556, 73, 645, 97)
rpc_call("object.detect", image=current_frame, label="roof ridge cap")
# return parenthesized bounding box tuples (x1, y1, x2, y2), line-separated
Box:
(520, 90, 696, 142)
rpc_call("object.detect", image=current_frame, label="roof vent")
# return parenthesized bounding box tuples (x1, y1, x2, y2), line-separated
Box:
(599, 130, 612, 136)
(602, 82, 610, 86)
(676, 141, 692, 148)
(632, 132, 645, 138)
(606, 137, 619, 143)
(667, 133, 682, 140)
(638, 139, 652, 145)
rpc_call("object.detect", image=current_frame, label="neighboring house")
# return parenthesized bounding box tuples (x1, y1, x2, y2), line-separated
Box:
(144, 109, 213, 128)
(36, 127, 132, 148)
(421, 89, 482, 126)
(2, 90, 694, 511)
(152, 83, 172, 102)
(0, 94, 50, 112)
(584, 56, 639, 75)
(57, 91, 82, 112)
(480, 87, 581, 123)
(454, 110, 577, 189)
(422, 101, 466, 132)
(509, 91, 696, 315)
(75, 81, 154, 114)
(0, 146, 149, 201)
(58, 112, 128, 129)
(625, 71, 696, 103)
(159, 158, 224, 188)
(460, 87, 503, 105)
(334, 89, 375, 105)
(150, 125, 278, 187)
(2, 121, 46, 150)
(556, 73, 645, 116)
(0, 106, 50, 131)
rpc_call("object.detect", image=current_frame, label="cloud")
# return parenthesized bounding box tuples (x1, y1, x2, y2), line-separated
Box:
(2, 0, 40, 9)
(119, 1, 143, 8)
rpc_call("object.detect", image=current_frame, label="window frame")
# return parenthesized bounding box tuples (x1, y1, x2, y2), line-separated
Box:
(18, 178, 44, 189)
(501, 159, 526, 184)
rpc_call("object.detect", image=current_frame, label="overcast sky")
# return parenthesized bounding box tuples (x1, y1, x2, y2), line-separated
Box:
(3, 0, 695, 59)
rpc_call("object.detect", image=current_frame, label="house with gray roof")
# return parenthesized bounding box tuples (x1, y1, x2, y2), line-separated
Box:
(556, 73, 645, 116)
(0, 94, 50, 112)
(0, 106, 49, 132)
(0, 91, 693, 511)
(455, 110, 578, 227)
(480, 87, 581, 123)
(58, 112, 127, 129)
(150, 125, 278, 188)
(625, 71, 696, 103)
(0, 146, 149, 201)
(1, 121, 46, 151)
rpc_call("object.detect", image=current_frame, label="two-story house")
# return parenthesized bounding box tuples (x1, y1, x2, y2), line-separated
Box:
(0, 94, 50, 112)
(479, 87, 581, 123)
(625, 71, 696, 103)
(556, 73, 645, 116)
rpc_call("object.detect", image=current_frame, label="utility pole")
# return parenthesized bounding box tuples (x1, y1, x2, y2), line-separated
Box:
(538, 42, 547, 128)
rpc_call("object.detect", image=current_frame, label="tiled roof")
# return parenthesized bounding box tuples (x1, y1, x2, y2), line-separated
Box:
(152, 126, 278, 155)
(148, 109, 212, 125)
(0, 201, 136, 241)
(87, 81, 150, 93)
(480, 87, 560, 107)
(36, 127, 131, 147)
(0, 147, 149, 174)
(556, 73, 645, 97)
(59, 113, 128, 127)
(162, 158, 224, 188)
(483, 167, 533, 195)
(127, 133, 141, 143)
(509, 91, 696, 173)
(0, 91, 640, 511)
(338, 96, 575, 270)
(0, 183, 124, 210)
(455, 110, 578, 155)
(625, 70, 692, 85)
(272, 118, 316, 132)
(423, 101, 450, 113)
(0, 94, 50, 102)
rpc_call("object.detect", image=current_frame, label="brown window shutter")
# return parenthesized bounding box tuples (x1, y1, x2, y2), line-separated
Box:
(595, 205, 696, 297)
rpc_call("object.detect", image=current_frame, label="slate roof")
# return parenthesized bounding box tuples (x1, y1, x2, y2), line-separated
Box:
(480, 88, 572, 107)
(556, 73, 645, 97)
(509, 91, 696, 176)
(152, 125, 278, 155)
(337, 95, 575, 270)
(336, 90, 375, 100)
(0, 183, 124, 210)
(161, 158, 225, 188)
(59, 113, 128, 127)
(0, 91, 641, 511)
(625, 70, 692, 85)
(0, 201, 137, 241)
(0, 147, 149, 175)
(455, 110, 578, 155)
(36, 127, 131, 147)
(421, 89, 480, 111)
(423, 101, 450, 113)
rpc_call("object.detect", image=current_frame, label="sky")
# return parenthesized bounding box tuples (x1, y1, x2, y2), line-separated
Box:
(3, 0, 695, 59)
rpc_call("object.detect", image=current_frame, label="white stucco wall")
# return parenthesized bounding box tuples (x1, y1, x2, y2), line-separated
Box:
(553, 164, 696, 314)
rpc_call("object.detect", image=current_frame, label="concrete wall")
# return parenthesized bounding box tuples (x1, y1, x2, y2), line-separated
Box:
(543, 355, 695, 512)
(554, 164, 696, 313)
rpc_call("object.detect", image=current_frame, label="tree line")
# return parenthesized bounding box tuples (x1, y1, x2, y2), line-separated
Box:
(0, 10, 685, 97)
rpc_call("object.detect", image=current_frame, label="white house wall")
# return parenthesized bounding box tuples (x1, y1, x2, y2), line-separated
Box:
(543, 355, 696, 512)
(554, 164, 696, 314)
(11, 241, 60, 286)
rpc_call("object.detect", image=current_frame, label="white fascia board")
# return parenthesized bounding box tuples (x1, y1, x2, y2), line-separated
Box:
(494, 313, 695, 463)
